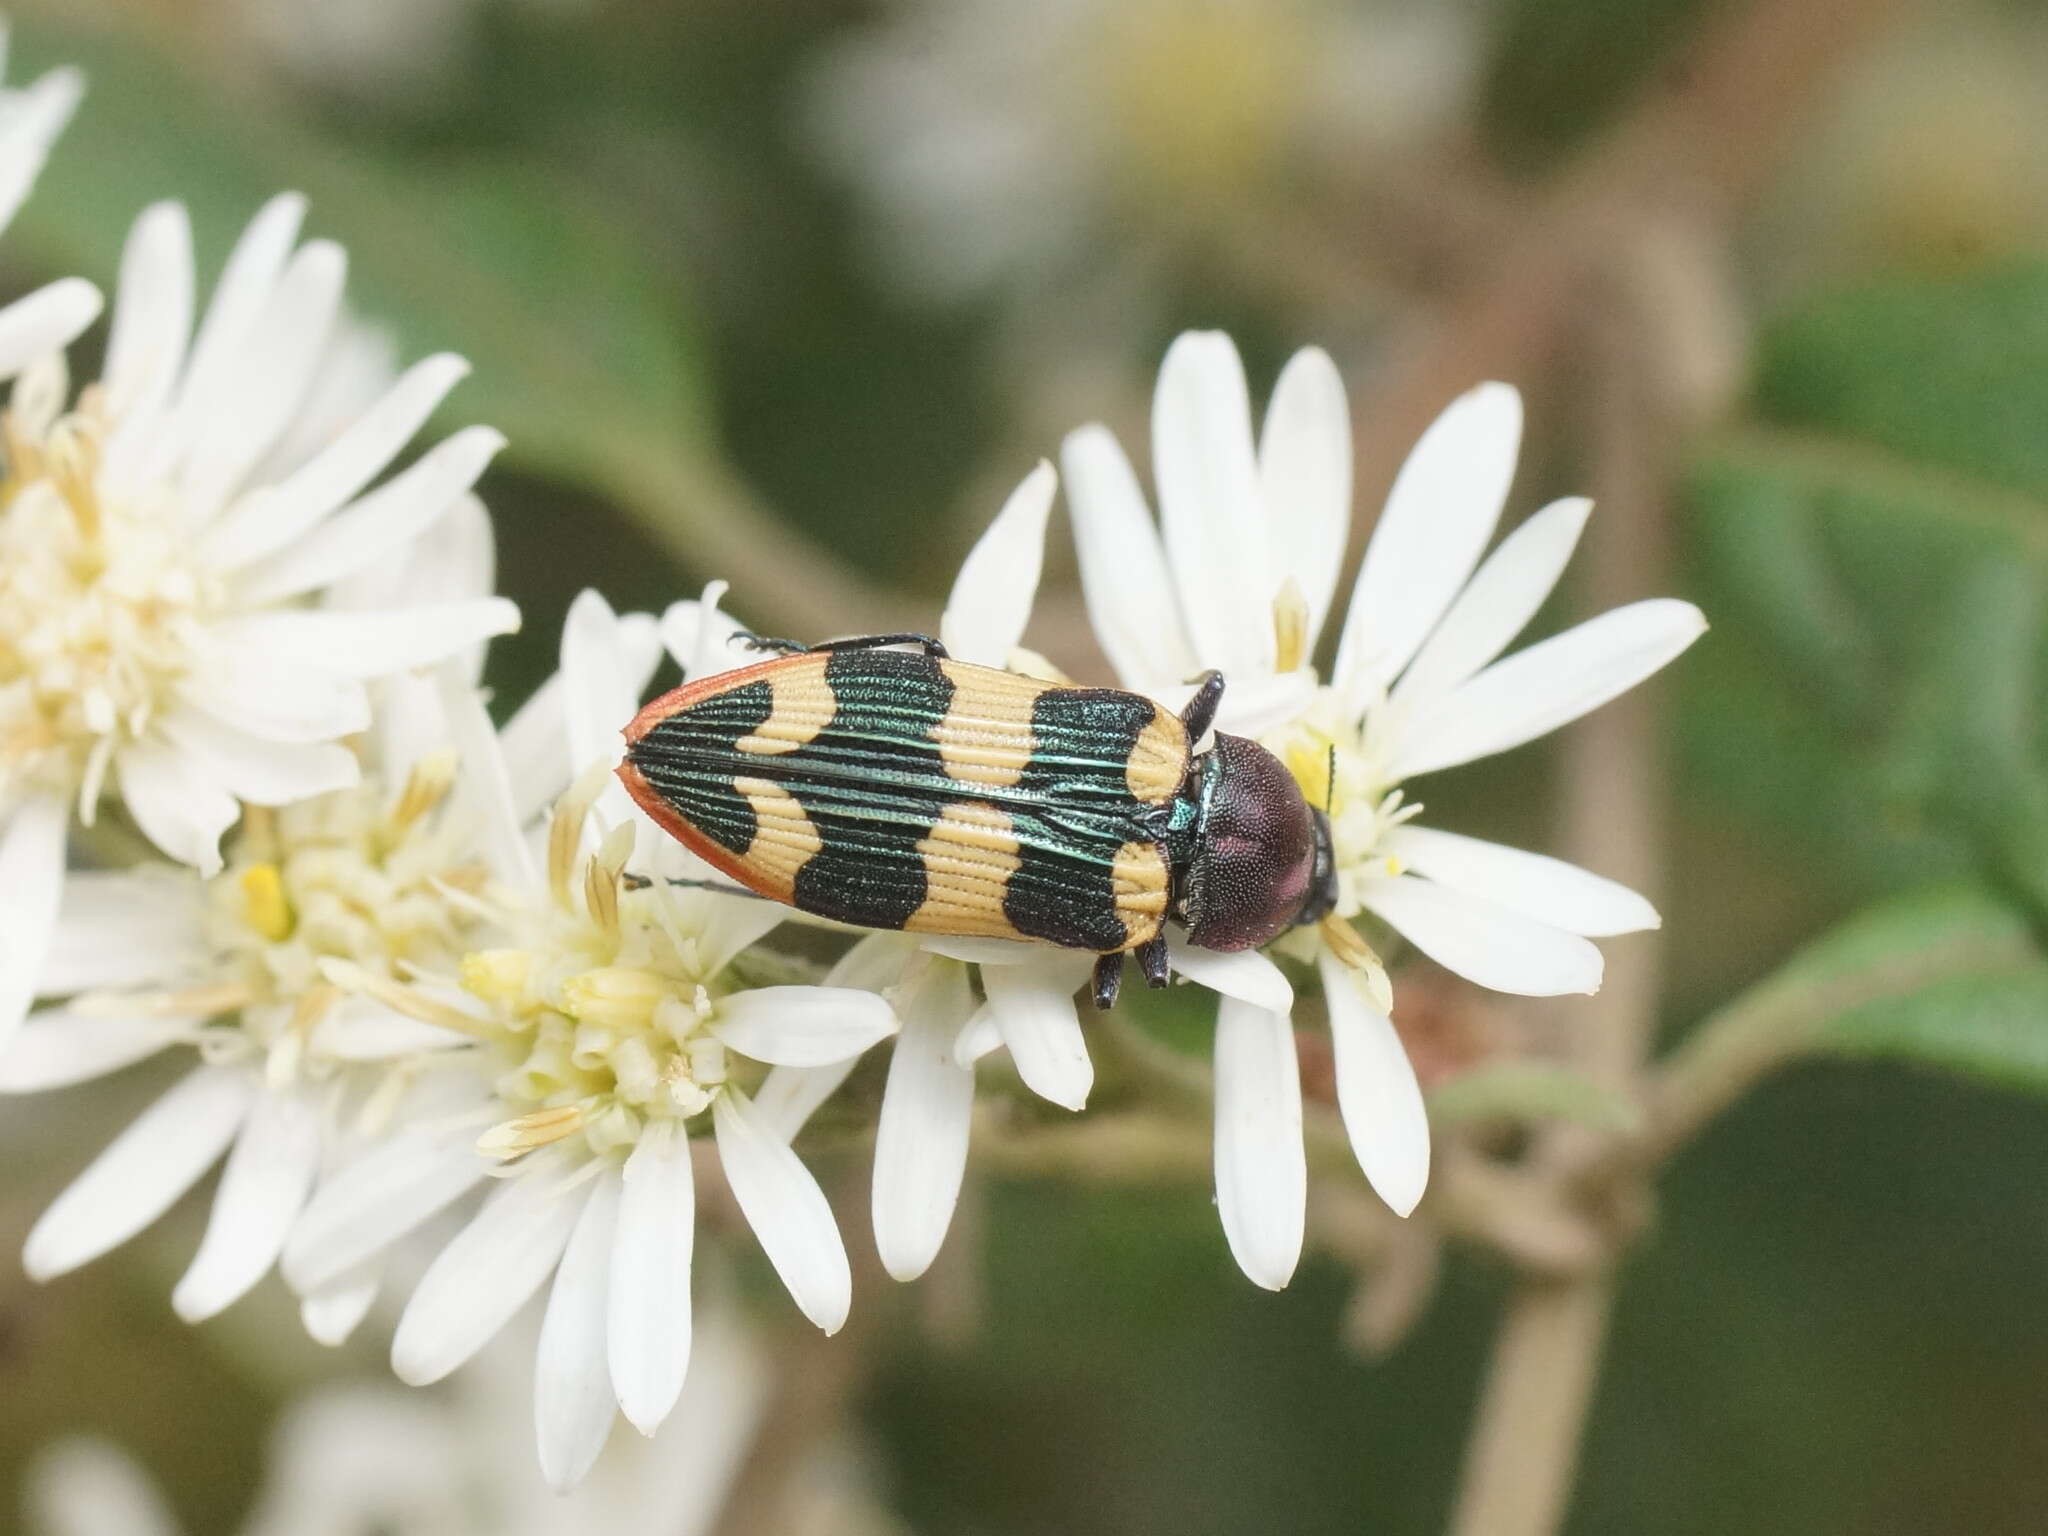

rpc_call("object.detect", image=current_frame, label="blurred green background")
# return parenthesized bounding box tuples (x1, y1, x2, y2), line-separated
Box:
(8, 0, 2048, 1531)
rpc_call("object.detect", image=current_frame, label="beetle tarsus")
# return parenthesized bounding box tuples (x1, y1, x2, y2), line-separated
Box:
(1136, 935, 1169, 988)
(1180, 670, 1225, 741)
(1090, 951, 1124, 1011)
(736, 630, 808, 655)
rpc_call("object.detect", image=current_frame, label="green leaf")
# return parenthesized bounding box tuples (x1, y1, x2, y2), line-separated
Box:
(1755, 262, 2048, 501)
(1820, 966, 2048, 1095)
(1756, 883, 2031, 998)
(1428, 1061, 1640, 1132)
(1652, 884, 2042, 1142)
(1686, 264, 2048, 889)
(6, 20, 890, 632)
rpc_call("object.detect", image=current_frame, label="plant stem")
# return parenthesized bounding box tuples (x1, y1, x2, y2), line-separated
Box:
(1448, 228, 1681, 1536)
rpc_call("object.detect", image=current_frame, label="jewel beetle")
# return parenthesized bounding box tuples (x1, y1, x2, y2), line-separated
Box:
(616, 632, 1337, 1009)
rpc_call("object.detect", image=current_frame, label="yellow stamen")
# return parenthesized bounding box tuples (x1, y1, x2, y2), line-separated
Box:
(548, 760, 613, 910)
(70, 983, 255, 1020)
(1272, 577, 1310, 674)
(390, 749, 459, 834)
(584, 821, 636, 938)
(478, 1103, 588, 1160)
(461, 948, 533, 1007)
(561, 966, 667, 1030)
(240, 862, 294, 942)
(1320, 914, 1396, 1014)
(317, 957, 494, 1039)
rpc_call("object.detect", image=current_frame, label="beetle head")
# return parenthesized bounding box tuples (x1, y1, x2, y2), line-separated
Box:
(1181, 734, 1336, 951)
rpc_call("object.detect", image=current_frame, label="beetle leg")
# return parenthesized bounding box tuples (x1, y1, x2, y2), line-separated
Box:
(1179, 670, 1226, 741)
(808, 632, 950, 659)
(1090, 951, 1124, 1011)
(1136, 935, 1169, 989)
(735, 630, 808, 655)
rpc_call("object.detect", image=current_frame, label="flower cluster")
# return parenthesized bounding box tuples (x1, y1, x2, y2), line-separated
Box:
(0, 32, 1704, 1491)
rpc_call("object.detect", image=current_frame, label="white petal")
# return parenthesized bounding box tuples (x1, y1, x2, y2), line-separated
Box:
(712, 1088, 851, 1332)
(751, 1059, 859, 1143)
(499, 670, 569, 822)
(1391, 497, 1589, 710)
(1333, 382, 1522, 707)
(608, 1124, 695, 1435)
(283, 1129, 487, 1292)
(1258, 346, 1352, 650)
(180, 239, 345, 518)
(173, 1089, 323, 1321)
(300, 1269, 379, 1346)
(40, 868, 205, 997)
(155, 707, 358, 806)
(208, 599, 521, 680)
(983, 954, 1092, 1110)
(391, 1166, 581, 1386)
(870, 961, 976, 1281)
(234, 427, 505, 604)
(1212, 1000, 1305, 1291)
(1361, 875, 1603, 996)
(114, 740, 239, 875)
(1318, 951, 1429, 1216)
(364, 673, 445, 785)
(1391, 598, 1708, 779)
(535, 1173, 620, 1493)
(393, 492, 497, 613)
(953, 1005, 1002, 1067)
(0, 794, 66, 1051)
(175, 655, 369, 746)
(940, 459, 1055, 668)
(0, 278, 100, 378)
(0, 1011, 186, 1091)
(1165, 942, 1294, 1014)
(683, 580, 757, 682)
(562, 588, 640, 776)
(309, 995, 472, 1061)
(0, 67, 82, 237)
(200, 354, 472, 570)
(1061, 423, 1197, 688)
(1383, 825, 1659, 937)
(24, 1067, 253, 1281)
(1154, 332, 1273, 674)
(917, 933, 1043, 966)
(1149, 667, 1319, 741)
(825, 931, 920, 991)
(26, 1439, 182, 1536)
(437, 669, 536, 891)
(170, 193, 305, 432)
(102, 202, 193, 422)
(711, 986, 898, 1067)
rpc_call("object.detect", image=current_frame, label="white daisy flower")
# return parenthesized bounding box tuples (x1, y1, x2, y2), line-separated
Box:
(26, 1299, 777, 1536)
(282, 591, 899, 1492)
(0, 25, 100, 380)
(2, 502, 526, 1334)
(0, 191, 519, 1053)
(933, 331, 1705, 1289)
(805, 0, 1479, 304)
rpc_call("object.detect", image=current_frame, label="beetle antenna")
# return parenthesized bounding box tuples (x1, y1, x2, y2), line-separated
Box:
(1323, 744, 1337, 815)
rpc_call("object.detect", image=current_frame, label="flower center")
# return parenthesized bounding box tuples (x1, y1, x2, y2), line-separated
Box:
(0, 375, 215, 810)
(190, 753, 490, 1080)
(1263, 686, 1418, 921)
(456, 786, 737, 1164)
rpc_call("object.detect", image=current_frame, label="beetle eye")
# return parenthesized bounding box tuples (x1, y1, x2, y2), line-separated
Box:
(1182, 735, 1321, 952)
